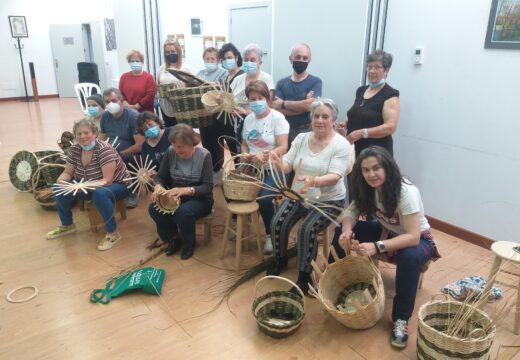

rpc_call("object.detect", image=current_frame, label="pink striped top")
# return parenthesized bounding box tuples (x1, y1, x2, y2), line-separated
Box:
(66, 139, 129, 183)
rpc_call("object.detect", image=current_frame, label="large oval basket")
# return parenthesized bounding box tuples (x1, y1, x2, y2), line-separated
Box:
(417, 299, 496, 360)
(252, 276, 305, 339)
(309, 253, 385, 329)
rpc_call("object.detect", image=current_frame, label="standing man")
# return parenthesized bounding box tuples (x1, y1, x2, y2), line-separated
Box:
(272, 43, 322, 144)
(99, 88, 144, 208)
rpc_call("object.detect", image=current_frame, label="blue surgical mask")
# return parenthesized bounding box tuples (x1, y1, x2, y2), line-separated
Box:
(368, 78, 385, 87)
(250, 99, 267, 115)
(87, 106, 100, 117)
(223, 58, 236, 70)
(130, 61, 143, 72)
(80, 140, 96, 151)
(145, 125, 160, 138)
(242, 61, 257, 74)
(204, 63, 217, 72)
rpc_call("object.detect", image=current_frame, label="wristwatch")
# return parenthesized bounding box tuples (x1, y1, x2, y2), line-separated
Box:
(376, 241, 386, 253)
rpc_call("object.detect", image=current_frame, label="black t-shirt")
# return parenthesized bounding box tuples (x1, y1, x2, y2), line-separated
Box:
(346, 84, 399, 156)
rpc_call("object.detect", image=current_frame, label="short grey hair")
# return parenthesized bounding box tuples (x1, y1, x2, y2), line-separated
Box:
(102, 87, 123, 100)
(290, 43, 311, 58)
(366, 50, 393, 70)
(243, 43, 263, 60)
(73, 118, 99, 135)
(310, 98, 339, 121)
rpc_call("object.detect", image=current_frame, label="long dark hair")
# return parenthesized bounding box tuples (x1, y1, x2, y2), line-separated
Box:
(349, 146, 402, 217)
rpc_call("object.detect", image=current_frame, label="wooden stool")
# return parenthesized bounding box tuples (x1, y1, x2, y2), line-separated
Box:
(86, 200, 127, 232)
(196, 210, 214, 246)
(221, 201, 264, 272)
(480, 241, 520, 335)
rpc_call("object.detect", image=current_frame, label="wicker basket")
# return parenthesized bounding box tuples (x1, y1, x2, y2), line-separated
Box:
(164, 68, 221, 128)
(252, 276, 305, 339)
(222, 155, 264, 201)
(309, 252, 385, 329)
(34, 151, 66, 186)
(417, 298, 496, 360)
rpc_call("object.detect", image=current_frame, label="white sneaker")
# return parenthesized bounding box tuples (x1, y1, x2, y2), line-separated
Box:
(263, 234, 273, 254)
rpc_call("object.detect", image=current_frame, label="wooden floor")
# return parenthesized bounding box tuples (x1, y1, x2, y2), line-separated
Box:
(0, 98, 518, 359)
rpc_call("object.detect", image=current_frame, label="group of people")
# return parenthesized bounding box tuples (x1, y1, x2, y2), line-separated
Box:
(45, 41, 440, 349)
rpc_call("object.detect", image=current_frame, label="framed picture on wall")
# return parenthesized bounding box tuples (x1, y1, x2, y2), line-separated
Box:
(191, 18, 202, 36)
(485, 0, 520, 49)
(8, 16, 28, 38)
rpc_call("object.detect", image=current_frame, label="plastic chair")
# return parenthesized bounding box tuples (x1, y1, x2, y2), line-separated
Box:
(74, 83, 101, 112)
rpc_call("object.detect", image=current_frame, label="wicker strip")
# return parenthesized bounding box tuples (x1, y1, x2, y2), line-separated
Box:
(417, 300, 495, 360)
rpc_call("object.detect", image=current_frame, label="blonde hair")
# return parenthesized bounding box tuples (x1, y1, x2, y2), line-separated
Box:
(163, 39, 183, 68)
(73, 118, 99, 136)
(126, 50, 144, 63)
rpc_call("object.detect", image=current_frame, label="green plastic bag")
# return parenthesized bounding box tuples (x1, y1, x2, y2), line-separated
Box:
(90, 267, 165, 304)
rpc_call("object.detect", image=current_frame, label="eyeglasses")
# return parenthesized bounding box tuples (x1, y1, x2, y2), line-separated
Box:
(367, 65, 384, 71)
(165, 51, 177, 55)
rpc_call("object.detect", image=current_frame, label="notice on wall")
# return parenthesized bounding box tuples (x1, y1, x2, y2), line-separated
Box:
(215, 36, 226, 50)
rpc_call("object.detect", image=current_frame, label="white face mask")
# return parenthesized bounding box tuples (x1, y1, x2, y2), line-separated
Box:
(106, 102, 121, 115)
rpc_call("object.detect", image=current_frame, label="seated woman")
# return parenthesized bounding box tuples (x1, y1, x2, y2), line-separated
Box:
(85, 93, 105, 130)
(331, 146, 440, 349)
(148, 124, 213, 260)
(267, 98, 351, 293)
(46, 119, 131, 251)
(136, 111, 172, 170)
(241, 80, 289, 254)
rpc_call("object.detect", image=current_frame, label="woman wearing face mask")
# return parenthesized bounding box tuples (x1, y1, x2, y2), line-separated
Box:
(230, 44, 275, 121)
(85, 94, 105, 130)
(341, 50, 400, 157)
(136, 111, 172, 170)
(219, 43, 244, 85)
(196, 47, 228, 83)
(157, 39, 192, 127)
(46, 118, 131, 251)
(241, 80, 289, 253)
(119, 50, 157, 113)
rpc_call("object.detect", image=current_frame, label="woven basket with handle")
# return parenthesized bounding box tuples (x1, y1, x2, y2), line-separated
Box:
(222, 154, 264, 201)
(163, 68, 220, 128)
(252, 276, 305, 339)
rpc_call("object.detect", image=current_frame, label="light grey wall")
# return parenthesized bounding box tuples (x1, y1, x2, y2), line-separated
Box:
(271, 0, 368, 119)
(385, 0, 520, 242)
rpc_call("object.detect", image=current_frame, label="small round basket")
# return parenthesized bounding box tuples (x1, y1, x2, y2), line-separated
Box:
(309, 252, 385, 329)
(252, 276, 305, 339)
(222, 155, 263, 202)
(417, 297, 496, 360)
(153, 193, 181, 215)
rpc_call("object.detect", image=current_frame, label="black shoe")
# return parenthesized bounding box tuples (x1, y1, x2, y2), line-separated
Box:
(295, 271, 311, 296)
(266, 256, 288, 276)
(180, 246, 194, 260)
(165, 240, 181, 256)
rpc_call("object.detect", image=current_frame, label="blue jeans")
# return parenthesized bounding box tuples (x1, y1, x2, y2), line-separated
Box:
(54, 182, 130, 233)
(257, 172, 278, 234)
(148, 197, 213, 249)
(330, 220, 434, 321)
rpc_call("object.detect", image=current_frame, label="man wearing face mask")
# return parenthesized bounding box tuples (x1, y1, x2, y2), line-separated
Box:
(99, 88, 145, 208)
(272, 43, 322, 145)
(119, 50, 157, 113)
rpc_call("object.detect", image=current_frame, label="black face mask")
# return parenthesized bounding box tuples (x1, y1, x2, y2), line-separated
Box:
(166, 53, 179, 63)
(292, 60, 308, 74)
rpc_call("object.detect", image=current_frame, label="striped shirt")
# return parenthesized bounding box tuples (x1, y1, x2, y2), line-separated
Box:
(66, 139, 129, 183)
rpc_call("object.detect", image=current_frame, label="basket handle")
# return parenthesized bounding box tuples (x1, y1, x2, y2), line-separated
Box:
(166, 68, 210, 87)
(255, 275, 305, 308)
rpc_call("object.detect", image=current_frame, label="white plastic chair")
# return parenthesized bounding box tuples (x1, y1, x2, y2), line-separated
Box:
(74, 83, 101, 112)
